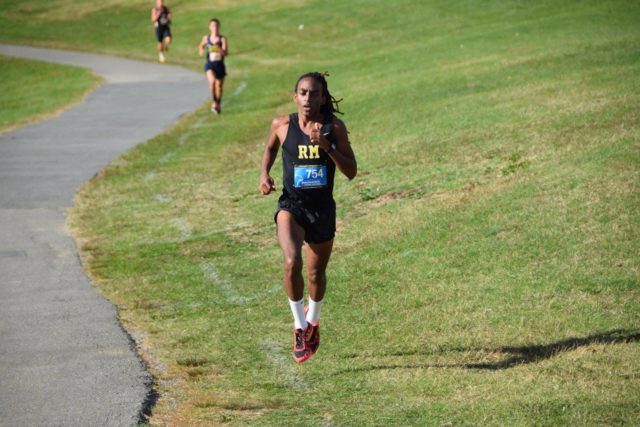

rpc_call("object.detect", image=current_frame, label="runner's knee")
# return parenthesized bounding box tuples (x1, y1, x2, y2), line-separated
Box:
(283, 255, 303, 277)
(307, 268, 326, 286)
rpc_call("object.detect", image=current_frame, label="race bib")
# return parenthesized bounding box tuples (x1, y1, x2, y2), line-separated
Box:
(208, 46, 222, 62)
(294, 164, 327, 189)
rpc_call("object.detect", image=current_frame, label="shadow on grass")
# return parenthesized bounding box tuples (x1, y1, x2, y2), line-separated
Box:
(334, 329, 640, 375)
(466, 329, 640, 370)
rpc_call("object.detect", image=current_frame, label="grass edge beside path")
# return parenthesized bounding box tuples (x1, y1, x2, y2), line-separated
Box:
(0, 55, 102, 134)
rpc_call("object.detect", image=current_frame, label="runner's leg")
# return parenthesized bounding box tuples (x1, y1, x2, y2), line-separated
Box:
(157, 42, 165, 62)
(276, 210, 306, 301)
(213, 77, 223, 113)
(277, 210, 312, 362)
(305, 240, 332, 354)
(305, 240, 333, 303)
(206, 70, 216, 110)
(214, 79, 224, 103)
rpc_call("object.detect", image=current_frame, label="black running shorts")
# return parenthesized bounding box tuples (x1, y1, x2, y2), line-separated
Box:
(275, 195, 336, 244)
(204, 61, 226, 79)
(156, 25, 171, 42)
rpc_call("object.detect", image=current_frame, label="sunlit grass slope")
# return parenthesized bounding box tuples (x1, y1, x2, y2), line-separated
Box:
(3, 0, 639, 425)
(0, 56, 100, 133)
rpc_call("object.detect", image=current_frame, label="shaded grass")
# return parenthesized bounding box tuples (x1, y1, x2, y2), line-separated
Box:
(3, 0, 638, 425)
(0, 56, 100, 133)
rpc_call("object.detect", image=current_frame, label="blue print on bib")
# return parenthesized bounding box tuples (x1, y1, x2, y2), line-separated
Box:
(294, 164, 327, 189)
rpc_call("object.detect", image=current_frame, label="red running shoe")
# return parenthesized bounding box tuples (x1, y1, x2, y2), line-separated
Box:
(307, 322, 320, 355)
(293, 327, 311, 363)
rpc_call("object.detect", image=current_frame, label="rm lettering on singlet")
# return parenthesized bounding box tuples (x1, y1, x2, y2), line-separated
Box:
(298, 145, 320, 159)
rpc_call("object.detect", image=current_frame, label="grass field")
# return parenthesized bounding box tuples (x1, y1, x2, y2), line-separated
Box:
(2, 0, 639, 425)
(0, 56, 100, 133)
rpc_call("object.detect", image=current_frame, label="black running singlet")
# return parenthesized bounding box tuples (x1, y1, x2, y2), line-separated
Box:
(281, 113, 336, 205)
(156, 6, 170, 26)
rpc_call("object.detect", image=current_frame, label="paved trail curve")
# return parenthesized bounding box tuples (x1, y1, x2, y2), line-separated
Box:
(0, 44, 205, 427)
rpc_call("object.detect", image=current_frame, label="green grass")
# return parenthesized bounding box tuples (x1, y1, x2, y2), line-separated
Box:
(3, 0, 639, 425)
(0, 56, 100, 132)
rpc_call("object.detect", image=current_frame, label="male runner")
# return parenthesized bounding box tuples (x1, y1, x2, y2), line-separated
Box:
(198, 18, 228, 114)
(151, 0, 172, 63)
(259, 72, 357, 363)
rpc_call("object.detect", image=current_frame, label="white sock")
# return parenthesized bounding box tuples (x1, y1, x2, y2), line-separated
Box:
(306, 298, 323, 325)
(288, 298, 308, 330)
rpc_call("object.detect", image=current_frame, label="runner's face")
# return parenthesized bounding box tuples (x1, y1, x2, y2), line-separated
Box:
(209, 21, 219, 34)
(295, 78, 325, 118)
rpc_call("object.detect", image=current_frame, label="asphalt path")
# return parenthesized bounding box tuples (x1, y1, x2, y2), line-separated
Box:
(0, 44, 206, 426)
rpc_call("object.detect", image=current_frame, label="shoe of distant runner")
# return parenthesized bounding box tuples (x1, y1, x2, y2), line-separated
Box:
(307, 322, 320, 355)
(293, 327, 311, 363)
(211, 103, 217, 114)
(158, 52, 166, 63)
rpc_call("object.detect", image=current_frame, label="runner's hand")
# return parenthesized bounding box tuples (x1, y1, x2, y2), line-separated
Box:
(260, 175, 276, 195)
(310, 122, 329, 151)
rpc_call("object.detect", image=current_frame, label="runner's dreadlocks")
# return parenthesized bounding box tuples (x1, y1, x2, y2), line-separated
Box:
(295, 72, 343, 120)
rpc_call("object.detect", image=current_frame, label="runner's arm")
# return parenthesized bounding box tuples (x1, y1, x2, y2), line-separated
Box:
(198, 36, 207, 56)
(221, 36, 229, 57)
(320, 119, 357, 180)
(259, 117, 286, 195)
